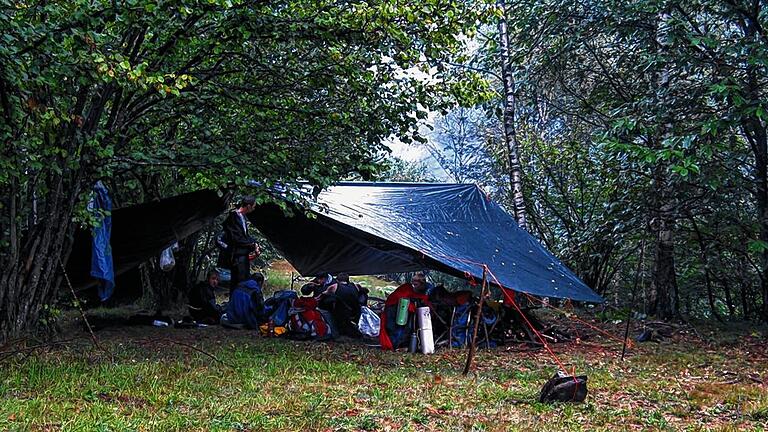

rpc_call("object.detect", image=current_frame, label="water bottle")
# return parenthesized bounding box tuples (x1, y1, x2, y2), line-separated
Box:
(396, 298, 409, 325)
(409, 331, 419, 353)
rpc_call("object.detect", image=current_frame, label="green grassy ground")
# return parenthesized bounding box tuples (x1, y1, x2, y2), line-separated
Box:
(1, 322, 766, 432)
(3, 263, 766, 431)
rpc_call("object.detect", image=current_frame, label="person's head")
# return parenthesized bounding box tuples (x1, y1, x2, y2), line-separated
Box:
(207, 270, 220, 287)
(336, 272, 350, 283)
(250, 272, 265, 287)
(411, 272, 427, 293)
(312, 273, 331, 285)
(238, 195, 256, 214)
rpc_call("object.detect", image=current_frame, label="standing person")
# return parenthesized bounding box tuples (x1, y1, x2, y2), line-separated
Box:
(221, 195, 260, 291)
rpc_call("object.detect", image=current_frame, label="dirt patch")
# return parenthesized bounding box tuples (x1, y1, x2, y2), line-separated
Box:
(269, 259, 296, 273)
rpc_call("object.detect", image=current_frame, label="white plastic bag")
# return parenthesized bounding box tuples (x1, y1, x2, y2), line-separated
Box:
(358, 306, 380, 337)
(160, 246, 175, 271)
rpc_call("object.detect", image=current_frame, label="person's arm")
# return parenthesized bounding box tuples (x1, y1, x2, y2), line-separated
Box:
(324, 283, 338, 295)
(216, 233, 229, 250)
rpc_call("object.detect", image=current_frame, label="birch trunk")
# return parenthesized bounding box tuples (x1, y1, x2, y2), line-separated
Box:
(497, 0, 528, 230)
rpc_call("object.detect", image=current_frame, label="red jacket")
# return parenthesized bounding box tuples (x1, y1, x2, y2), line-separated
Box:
(379, 283, 432, 350)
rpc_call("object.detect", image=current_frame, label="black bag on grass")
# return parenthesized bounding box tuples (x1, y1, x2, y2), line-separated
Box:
(539, 371, 588, 403)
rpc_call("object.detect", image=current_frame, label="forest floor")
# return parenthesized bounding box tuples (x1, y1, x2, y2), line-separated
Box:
(1, 313, 767, 431)
(2, 261, 767, 431)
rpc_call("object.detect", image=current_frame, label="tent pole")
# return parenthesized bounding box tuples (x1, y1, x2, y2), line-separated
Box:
(622, 239, 645, 361)
(463, 266, 488, 376)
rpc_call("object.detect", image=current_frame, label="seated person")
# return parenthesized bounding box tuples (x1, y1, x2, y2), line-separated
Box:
(224, 273, 267, 329)
(188, 270, 223, 324)
(300, 273, 336, 298)
(300, 273, 337, 312)
(326, 272, 368, 338)
(379, 272, 433, 350)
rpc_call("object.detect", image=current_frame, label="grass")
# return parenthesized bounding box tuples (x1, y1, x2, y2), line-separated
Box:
(1, 324, 766, 431)
(2, 261, 766, 431)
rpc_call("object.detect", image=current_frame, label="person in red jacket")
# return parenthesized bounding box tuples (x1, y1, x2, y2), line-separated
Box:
(379, 272, 433, 350)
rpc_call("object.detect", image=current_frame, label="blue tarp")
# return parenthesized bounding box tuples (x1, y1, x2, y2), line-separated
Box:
(249, 182, 603, 303)
(89, 181, 114, 301)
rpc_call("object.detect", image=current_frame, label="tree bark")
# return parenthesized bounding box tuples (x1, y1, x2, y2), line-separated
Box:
(648, 3, 680, 320)
(739, 13, 768, 323)
(0, 174, 81, 344)
(498, 0, 528, 231)
(745, 122, 768, 322)
(688, 213, 723, 322)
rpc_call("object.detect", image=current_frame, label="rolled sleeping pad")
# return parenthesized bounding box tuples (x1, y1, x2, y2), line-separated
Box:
(417, 307, 434, 354)
(416, 306, 432, 330)
(418, 329, 434, 354)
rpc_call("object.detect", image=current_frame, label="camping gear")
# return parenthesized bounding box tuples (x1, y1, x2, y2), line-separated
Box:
(539, 371, 588, 403)
(358, 306, 380, 337)
(127, 313, 173, 327)
(396, 298, 410, 325)
(246, 182, 602, 304)
(159, 246, 175, 271)
(152, 319, 170, 327)
(416, 306, 434, 354)
(265, 290, 298, 326)
(259, 321, 286, 337)
(408, 331, 419, 353)
(288, 297, 331, 339)
(225, 280, 266, 329)
(379, 283, 431, 350)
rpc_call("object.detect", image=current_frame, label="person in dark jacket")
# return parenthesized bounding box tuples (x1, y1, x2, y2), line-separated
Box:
(188, 270, 223, 324)
(225, 273, 267, 329)
(221, 196, 260, 291)
(300, 273, 335, 298)
(329, 273, 368, 338)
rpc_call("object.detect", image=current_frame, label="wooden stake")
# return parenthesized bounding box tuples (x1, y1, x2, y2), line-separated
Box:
(463, 266, 488, 376)
(58, 257, 112, 361)
(622, 239, 645, 361)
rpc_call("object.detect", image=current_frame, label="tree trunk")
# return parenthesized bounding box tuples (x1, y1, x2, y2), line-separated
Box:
(648, 4, 680, 320)
(0, 176, 80, 344)
(648, 182, 679, 320)
(733, 7, 768, 322)
(497, 0, 528, 231)
(689, 214, 723, 322)
(751, 125, 768, 322)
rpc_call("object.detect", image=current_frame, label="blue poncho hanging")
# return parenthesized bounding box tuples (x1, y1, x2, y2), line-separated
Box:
(89, 181, 114, 301)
